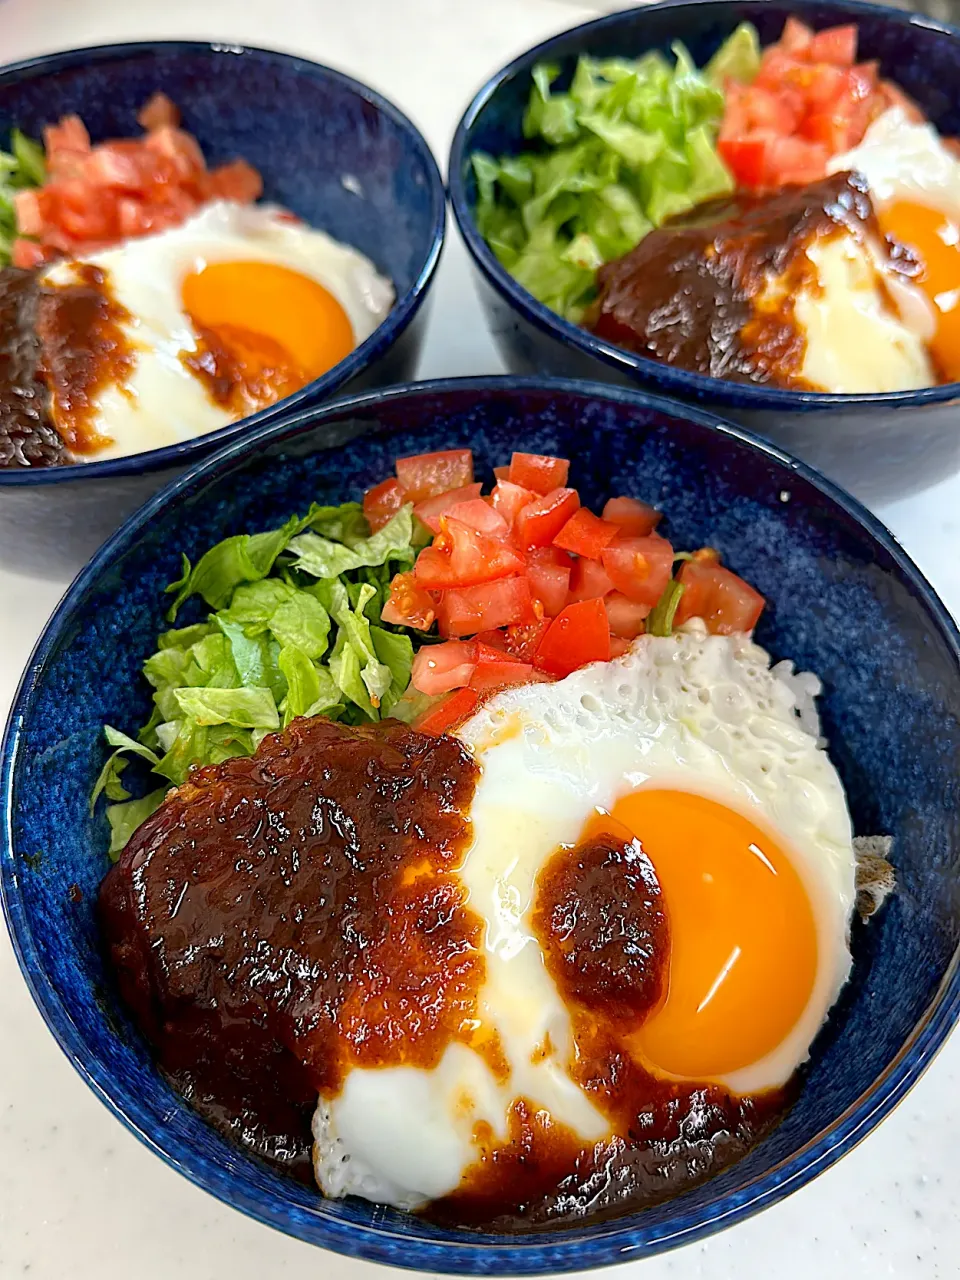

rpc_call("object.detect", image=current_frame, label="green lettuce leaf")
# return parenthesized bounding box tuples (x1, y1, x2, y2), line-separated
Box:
(288, 505, 415, 580)
(106, 789, 167, 859)
(97, 496, 430, 856)
(166, 513, 305, 617)
(172, 686, 280, 729)
(472, 37, 740, 320)
(705, 22, 761, 86)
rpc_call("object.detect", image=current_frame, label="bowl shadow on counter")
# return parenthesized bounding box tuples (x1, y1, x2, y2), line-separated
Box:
(0, 40, 445, 579)
(3, 378, 960, 1272)
(448, 0, 960, 506)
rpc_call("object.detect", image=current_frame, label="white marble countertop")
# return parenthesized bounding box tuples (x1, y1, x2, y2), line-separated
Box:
(0, 0, 957, 1276)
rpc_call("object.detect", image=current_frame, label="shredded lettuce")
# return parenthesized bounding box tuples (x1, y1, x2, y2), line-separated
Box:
(472, 30, 757, 321)
(0, 128, 45, 266)
(96, 498, 428, 857)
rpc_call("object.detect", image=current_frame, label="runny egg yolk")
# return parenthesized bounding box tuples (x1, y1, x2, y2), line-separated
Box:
(586, 788, 818, 1082)
(879, 201, 960, 383)
(181, 260, 355, 384)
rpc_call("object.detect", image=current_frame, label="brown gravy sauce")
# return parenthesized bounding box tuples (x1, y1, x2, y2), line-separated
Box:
(36, 263, 135, 453)
(99, 716, 483, 1178)
(100, 718, 791, 1224)
(585, 171, 904, 390)
(0, 266, 66, 468)
(181, 322, 306, 418)
(430, 830, 789, 1229)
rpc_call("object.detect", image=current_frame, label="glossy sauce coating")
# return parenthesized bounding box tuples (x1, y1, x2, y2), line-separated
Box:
(0, 267, 65, 468)
(430, 826, 789, 1229)
(99, 716, 482, 1178)
(585, 171, 905, 389)
(36, 263, 135, 452)
(181, 322, 306, 417)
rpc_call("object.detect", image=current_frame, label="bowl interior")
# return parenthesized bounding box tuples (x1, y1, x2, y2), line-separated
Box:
(452, 0, 960, 407)
(4, 381, 960, 1272)
(0, 43, 442, 478)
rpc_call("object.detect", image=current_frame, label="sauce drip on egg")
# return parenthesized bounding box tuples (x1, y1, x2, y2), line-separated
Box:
(587, 789, 819, 1081)
(36, 263, 136, 453)
(180, 259, 355, 412)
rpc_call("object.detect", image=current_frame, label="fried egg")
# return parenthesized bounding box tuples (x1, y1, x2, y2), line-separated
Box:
(832, 108, 960, 382)
(42, 201, 394, 459)
(312, 625, 855, 1209)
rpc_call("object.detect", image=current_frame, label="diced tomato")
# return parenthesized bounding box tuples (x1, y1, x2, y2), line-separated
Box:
(396, 450, 474, 503)
(719, 18, 903, 193)
(601, 533, 675, 606)
(766, 135, 829, 186)
(527, 546, 573, 617)
(808, 24, 857, 67)
(552, 507, 621, 559)
(780, 16, 814, 55)
(413, 483, 483, 533)
(674, 562, 765, 635)
(469, 659, 544, 693)
(44, 115, 91, 162)
(491, 480, 536, 530)
(878, 80, 925, 124)
(143, 126, 206, 180)
(601, 496, 661, 536)
(718, 136, 771, 188)
(435, 578, 536, 637)
(497, 619, 550, 662)
(205, 158, 263, 203)
(11, 238, 49, 267)
(13, 189, 43, 236)
(609, 637, 632, 659)
(137, 91, 181, 132)
(363, 476, 407, 532)
(415, 687, 480, 736)
(534, 599, 611, 678)
(568, 556, 615, 602)
(604, 592, 650, 640)
(444, 497, 508, 537)
(515, 487, 580, 549)
(415, 519, 525, 589)
(381, 571, 436, 630)
(508, 452, 570, 495)
(411, 640, 476, 696)
(493, 464, 511, 482)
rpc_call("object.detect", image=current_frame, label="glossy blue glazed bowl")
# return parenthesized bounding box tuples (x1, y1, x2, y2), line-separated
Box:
(3, 377, 959, 1272)
(449, 0, 960, 507)
(0, 40, 444, 576)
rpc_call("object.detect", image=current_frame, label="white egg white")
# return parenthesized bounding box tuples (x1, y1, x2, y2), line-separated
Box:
(313, 626, 856, 1210)
(831, 106, 960, 221)
(42, 201, 394, 461)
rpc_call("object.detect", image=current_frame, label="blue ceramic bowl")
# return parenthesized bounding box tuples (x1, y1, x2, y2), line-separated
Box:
(449, 0, 960, 507)
(2, 377, 959, 1272)
(0, 40, 444, 577)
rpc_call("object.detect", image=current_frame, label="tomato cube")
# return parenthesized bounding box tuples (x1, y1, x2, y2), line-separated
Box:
(396, 449, 474, 503)
(435, 578, 536, 637)
(508, 452, 570, 495)
(515, 487, 580, 549)
(534, 599, 611, 678)
(601, 533, 675, 606)
(552, 508, 621, 559)
(414, 687, 480, 736)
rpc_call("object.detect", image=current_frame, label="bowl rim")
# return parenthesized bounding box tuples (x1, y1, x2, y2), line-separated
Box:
(448, 0, 960, 413)
(0, 38, 445, 487)
(3, 374, 960, 1272)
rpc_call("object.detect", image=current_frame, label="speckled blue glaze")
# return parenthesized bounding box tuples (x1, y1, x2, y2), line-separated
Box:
(448, 0, 960, 506)
(3, 378, 959, 1273)
(0, 41, 444, 576)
